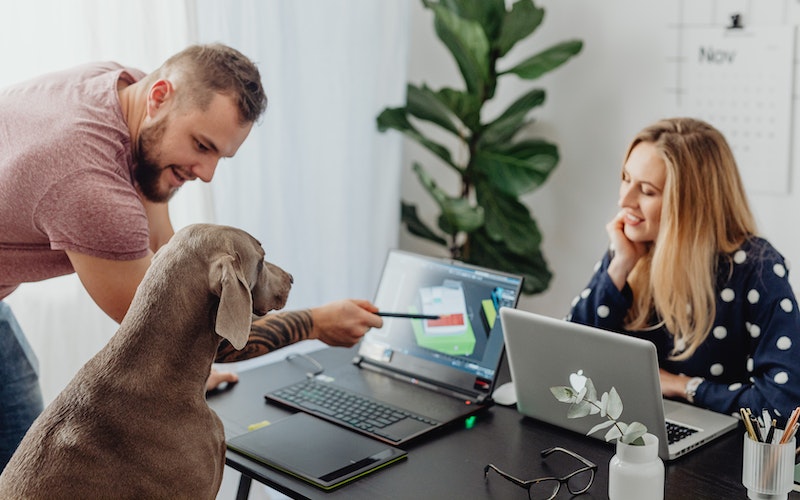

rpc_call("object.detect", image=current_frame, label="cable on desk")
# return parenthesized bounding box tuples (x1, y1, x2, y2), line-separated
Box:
(285, 352, 325, 378)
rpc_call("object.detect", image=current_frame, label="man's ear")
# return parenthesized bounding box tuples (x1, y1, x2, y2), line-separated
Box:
(208, 254, 252, 350)
(146, 79, 174, 117)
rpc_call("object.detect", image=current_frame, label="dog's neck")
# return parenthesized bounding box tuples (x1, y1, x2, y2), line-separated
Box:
(103, 256, 229, 396)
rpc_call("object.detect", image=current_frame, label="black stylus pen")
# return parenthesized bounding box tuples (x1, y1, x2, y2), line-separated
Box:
(376, 312, 441, 320)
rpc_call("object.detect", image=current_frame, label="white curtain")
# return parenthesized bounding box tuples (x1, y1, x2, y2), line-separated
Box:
(2, 0, 194, 403)
(192, 0, 409, 310)
(3, 0, 408, 404)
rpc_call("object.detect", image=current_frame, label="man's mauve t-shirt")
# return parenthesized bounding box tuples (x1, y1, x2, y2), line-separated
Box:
(0, 62, 150, 300)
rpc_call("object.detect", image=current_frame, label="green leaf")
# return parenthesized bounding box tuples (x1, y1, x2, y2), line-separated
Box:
(500, 39, 583, 80)
(401, 202, 448, 246)
(436, 199, 485, 234)
(475, 180, 540, 254)
(376, 107, 457, 169)
(605, 425, 623, 443)
(587, 419, 615, 437)
(479, 88, 546, 147)
(606, 387, 624, 420)
(407, 84, 462, 136)
(437, 88, 483, 132)
(583, 378, 598, 404)
(621, 422, 648, 445)
(598, 391, 609, 418)
(473, 140, 559, 197)
(464, 228, 552, 294)
(413, 163, 484, 235)
(426, 2, 491, 95)
(496, 0, 544, 57)
(550, 386, 576, 403)
(567, 401, 592, 419)
(438, 0, 506, 41)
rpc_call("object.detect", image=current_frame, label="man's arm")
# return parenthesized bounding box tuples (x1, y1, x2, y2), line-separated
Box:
(215, 299, 383, 362)
(141, 199, 174, 252)
(216, 310, 314, 362)
(65, 251, 152, 323)
(64, 201, 172, 324)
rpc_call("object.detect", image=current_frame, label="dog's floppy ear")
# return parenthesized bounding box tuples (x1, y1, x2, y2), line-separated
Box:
(208, 254, 251, 350)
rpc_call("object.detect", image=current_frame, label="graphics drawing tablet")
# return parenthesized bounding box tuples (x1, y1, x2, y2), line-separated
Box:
(226, 413, 408, 490)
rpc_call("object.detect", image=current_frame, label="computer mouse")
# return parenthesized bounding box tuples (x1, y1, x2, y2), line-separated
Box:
(492, 381, 517, 406)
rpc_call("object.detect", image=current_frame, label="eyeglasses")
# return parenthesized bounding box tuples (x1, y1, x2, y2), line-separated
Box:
(484, 447, 597, 500)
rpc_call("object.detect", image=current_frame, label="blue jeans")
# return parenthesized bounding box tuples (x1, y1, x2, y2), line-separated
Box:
(0, 301, 44, 470)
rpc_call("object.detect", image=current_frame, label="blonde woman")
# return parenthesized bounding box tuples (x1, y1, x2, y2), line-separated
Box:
(569, 117, 800, 423)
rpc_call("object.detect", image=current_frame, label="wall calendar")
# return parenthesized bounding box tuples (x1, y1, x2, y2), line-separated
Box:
(679, 26, 796, 194)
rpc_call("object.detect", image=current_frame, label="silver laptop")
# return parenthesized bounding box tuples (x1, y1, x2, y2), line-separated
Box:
(499, 308, 738, 461)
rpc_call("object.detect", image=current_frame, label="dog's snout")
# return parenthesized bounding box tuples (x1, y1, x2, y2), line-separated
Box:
(251, 260, 293, 317)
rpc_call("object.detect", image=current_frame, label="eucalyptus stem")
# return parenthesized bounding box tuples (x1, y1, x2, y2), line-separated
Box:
(585, 399, 626, 438)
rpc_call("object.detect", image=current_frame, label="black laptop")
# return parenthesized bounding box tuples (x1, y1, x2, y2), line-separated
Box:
(265, 249, 523, 445)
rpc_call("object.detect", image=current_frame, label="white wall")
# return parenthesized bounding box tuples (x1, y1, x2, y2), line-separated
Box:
(399, 0, 800, 317)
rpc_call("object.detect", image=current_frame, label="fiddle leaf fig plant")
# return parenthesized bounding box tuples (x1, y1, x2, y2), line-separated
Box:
(377, 0, 583, 294)
(551, 377, 648, 445)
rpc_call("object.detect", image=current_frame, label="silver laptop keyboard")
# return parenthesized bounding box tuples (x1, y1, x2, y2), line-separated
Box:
(265, 379, 439, 442)
(666, 421, 698, 444)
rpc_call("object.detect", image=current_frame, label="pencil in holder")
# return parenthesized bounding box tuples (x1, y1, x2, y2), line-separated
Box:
(741, 430, 795, 500)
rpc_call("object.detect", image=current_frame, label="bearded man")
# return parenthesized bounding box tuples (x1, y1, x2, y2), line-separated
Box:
(0, 43, 382, 470)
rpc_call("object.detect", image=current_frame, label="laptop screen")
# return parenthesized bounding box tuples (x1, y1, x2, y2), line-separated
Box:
(359, 250, 523, 398)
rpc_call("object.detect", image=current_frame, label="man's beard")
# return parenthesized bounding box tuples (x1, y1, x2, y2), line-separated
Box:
(133, 118, 176, 203)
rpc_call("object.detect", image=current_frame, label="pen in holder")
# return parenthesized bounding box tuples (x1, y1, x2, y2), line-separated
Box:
(742, 429, 795, 500)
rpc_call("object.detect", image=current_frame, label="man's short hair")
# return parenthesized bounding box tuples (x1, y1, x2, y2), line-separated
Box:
(158, 43, 267, 124)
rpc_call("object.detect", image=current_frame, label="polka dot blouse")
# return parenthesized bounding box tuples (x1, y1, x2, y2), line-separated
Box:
(568, 237, 800, 423)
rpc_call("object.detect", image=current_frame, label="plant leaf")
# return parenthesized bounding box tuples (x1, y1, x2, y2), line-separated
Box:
(500, 39, 583, 80)
(496, 0, 544, 57)
(583, 378, 598, 405)
(621, 422, 648, 445)
(606, 387, 624, 420)
(401, 202, 448, 246)
(438, 0, 506, 41)
(436, 200, 485, 234)
(479, 88, 546, 147)
(576, 386, 587, 402)
(604, 425, 623, 443)
(598, 391, 609, 418)
(406, 84, 462, 136)
(550, 386, 576, 403)
(426, 2, 491, 95)
(412, 163, 485, 236)
(587, 419, 616, 437)
(566, 401, 592, 419)
(473, 140, 559, 197)
(376, 107, 457, 168)
(465, 228, 552, 294)
(474, 180, 540, 254)
(436, 87, 483, 132)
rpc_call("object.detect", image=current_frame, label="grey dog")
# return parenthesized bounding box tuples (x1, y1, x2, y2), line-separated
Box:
(0, 224, 293, 499)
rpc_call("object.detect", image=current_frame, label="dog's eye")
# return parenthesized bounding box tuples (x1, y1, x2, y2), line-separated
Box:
(257, 260, 264, 273)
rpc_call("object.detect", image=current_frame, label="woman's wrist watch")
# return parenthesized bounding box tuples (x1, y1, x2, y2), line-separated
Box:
(685, 377, 705, 403)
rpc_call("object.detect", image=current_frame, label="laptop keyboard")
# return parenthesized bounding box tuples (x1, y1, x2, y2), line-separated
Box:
(265, 379, 440, 443)
(666, 421, 698, 444)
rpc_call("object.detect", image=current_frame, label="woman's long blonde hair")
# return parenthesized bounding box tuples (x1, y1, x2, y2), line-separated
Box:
(623, 118, 757, 360)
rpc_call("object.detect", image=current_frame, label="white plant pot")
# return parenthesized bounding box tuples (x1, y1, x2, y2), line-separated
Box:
(608, 433, 665, 500)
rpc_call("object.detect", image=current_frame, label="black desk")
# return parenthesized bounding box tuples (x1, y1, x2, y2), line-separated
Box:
(207, 346, 777, 499)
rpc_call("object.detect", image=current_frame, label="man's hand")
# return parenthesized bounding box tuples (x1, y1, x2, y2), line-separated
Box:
(309, 299, 383, 347)
(206, 367, 239, 392)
